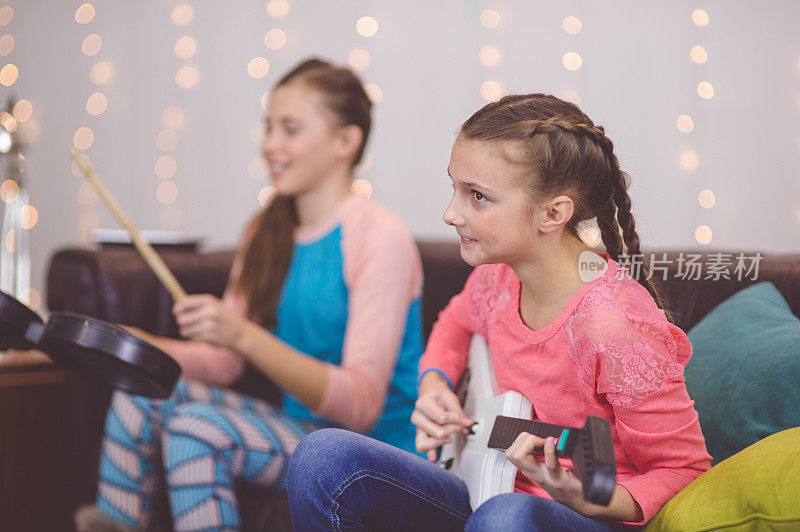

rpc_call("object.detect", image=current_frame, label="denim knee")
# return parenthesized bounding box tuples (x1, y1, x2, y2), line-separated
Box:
(287, 428, 363, 496)
(466, 493, 567, 531)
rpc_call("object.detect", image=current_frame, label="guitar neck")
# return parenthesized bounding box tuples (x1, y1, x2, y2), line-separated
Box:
(487, 415, 573, 454)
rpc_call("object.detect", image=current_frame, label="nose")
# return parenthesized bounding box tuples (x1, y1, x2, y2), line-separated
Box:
(443, 197, 464, 227)
(261, 131, 278, 160)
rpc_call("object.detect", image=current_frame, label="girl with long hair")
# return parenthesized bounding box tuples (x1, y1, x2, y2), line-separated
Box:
(78, 58, 424, 532)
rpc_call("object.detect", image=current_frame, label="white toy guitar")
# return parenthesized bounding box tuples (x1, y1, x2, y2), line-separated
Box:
(437, 335, 616, 510)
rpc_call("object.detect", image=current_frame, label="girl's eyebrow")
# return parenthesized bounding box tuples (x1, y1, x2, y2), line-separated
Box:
(447, 167, 491, 191)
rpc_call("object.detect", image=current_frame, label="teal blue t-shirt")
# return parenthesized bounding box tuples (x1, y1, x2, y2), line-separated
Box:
(273, 196, 423, 454)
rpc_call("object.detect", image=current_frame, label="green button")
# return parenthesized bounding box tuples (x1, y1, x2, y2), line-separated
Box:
(556, 429, 569, 452)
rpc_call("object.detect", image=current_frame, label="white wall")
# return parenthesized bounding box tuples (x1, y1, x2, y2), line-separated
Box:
(2, 0, 800, 310)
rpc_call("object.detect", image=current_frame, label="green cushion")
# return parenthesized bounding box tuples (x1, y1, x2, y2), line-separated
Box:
(685, 282, 800, 464)
(645, 427, 800, 531)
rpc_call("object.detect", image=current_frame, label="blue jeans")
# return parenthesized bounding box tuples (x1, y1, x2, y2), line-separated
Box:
(287, 429, 626, 531)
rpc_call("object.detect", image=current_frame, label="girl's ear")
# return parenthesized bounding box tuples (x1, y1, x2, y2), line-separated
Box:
(537, 195, 574, 234)
(335, 124, 363, 162)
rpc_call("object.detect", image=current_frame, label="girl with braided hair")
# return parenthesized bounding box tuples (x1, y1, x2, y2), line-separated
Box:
(286, 93, 711, 531)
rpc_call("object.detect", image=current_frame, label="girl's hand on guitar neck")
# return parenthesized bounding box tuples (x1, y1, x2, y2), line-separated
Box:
(173, 294, 248, 350)
(412, 371, 474, 462)
(506, 433, 589, 514)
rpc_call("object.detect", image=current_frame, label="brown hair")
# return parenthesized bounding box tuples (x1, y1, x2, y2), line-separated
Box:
(234, 58, 372, 327)
(460, 93, 670, 318)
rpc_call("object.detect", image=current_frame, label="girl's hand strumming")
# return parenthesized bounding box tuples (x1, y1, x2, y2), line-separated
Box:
(412, 371, 474, 462)
(506, 433, 590, 514)
(173, 294, 246, 349)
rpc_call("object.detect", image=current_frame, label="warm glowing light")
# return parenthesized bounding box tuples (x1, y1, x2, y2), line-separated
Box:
(258, 186, 277, 207)
(75, 3, 95, 24)
(698, 189, 715, 208)
(156, 129, 179, 152)
(13, 99, 33, 123)
(249, 157, 267, 179)
(694, 225, 712, 245)
(86, 92, 108, 115)
(0, 63, 19, 86)
(264, 29, 286, 50)
(20, 205, 38, 229)
(171, 4, 194, 26)
(156, 181, 179, 205)
(71, 154, 92, 177)
(82, 33, 102, 56)
(73, 127, 95, 151)
(79, 211, 100, 235)
(260, 91, 269, 111)
(690, 45, 707, 64)
(89, 61, 113, 84)
(676, 114, 694, 133)
(692, 9, 709, 27)
(480, 80, 503, 101)
(5, 229, 14, 253)
(266, 0, 290, 18)
(562, 16, 582, 34)
(579, 227, 601, 248)
(20, 288, 41, 312)
(247, 57, 270, 79)
(78, 182, 98, 205)
(174, 36, 197, 59)
(561, 90, 581, 105)
(680, 148, 699, 172)
(1, 179, 19, 202)
(356, 16, 378, 37)
(480, 10, 500, 29)
(161, 206, 182, 230)
(478, 45, 502, 67)
(562, 52, 583, 71)
(0, 110, 16, 132)
(175, 65, 199, 88)
(0, 131, 11, 152)
(351, 179, 373, 198)
(365, 83, 382, 103)
(348, 48, 371, 72)
(697, 81, 714, 99)
(0, 34, 14, 56)
(162, 106, 185, 129)
(154, 156, 177, 179)
(0, 6, 13, 26)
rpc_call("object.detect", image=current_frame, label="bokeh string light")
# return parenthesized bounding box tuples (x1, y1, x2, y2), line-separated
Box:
(74, 3, 103, 238)
(347, 11, 375, 191)
(479, 7, 503, 103)
(157, 4, 198, 230)
(560, 16, 583, 105)
(686, 8, 714, 245)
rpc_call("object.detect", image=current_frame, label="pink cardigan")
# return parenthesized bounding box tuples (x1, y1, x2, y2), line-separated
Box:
(419, 256, 711, 525)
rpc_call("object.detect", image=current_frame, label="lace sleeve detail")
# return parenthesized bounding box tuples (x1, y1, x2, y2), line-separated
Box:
(566, 276, 691, 407)
(466, 264, 514, 337)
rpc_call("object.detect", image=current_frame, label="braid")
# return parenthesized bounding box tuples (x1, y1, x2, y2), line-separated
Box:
(522, 116, 672, 320)
(597, 200, 623, 260)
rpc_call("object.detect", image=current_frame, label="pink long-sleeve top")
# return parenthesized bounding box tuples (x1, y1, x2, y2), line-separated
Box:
(419, 255, 711, 525)
(161, 194, 424, 442)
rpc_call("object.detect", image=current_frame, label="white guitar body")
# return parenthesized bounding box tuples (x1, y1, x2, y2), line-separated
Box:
(437, 335, 532, 510)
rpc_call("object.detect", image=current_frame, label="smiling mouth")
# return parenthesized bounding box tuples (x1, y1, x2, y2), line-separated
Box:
(269, 162, 288, 178)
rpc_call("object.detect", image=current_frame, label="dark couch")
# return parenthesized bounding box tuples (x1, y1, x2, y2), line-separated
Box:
(46, 242, 800, 530)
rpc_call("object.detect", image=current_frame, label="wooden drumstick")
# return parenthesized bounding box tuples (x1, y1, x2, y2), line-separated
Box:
(69, 149, 187, 301)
